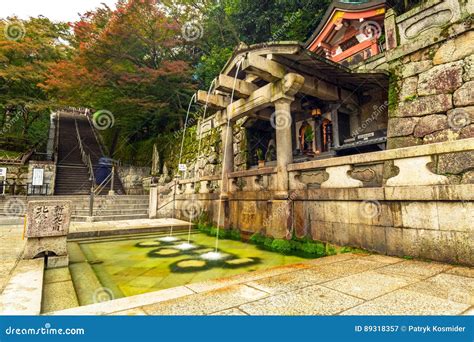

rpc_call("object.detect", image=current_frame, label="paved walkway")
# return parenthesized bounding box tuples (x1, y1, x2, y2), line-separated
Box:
(52, 253, 474, 316)
(0, 224, 25, 294)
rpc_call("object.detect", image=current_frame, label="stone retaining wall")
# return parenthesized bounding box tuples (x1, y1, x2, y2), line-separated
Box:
(156, 139, 474, 266)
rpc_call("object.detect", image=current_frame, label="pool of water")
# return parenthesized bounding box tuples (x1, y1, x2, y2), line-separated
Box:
(73, 233, 306, 300)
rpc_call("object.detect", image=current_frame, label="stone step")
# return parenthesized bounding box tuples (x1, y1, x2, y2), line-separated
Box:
(73, 208, 149, 215)
(72, 214, 149, 222)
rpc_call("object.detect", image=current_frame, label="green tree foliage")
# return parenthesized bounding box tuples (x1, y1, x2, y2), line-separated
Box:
(0, 17, 70, 150)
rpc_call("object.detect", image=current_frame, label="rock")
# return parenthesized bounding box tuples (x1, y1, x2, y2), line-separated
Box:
(409, 48, 432, 62)
(459, 124, 474, 139)
(438, 151, 474, 175)
(399, 76, 418, 101)
(453, 81, 474, 107)
(447, 107, 474, 130)
(387, 136, 422, 149)
(413, 114, 448, 138)
(396, 94, 452, 117)
(423, 129, 459, 144)
(401, 60, 432, 78)
(433, 31, 474, 65)
(463, 55, 474, 82)
(387, 117, 420, 137)
(417, 61, 463, 96)
(461, 171, 474, 184)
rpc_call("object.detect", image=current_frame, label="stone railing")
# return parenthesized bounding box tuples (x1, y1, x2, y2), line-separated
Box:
(228, 167, 277, 192)
(288, 138, 474, 189)
(384, 0, 471, 56)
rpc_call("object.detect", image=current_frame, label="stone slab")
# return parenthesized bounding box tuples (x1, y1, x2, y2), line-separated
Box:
(0, 258, 44, 315)
(210, 308, 248, 315)
(340, 289, 469, 315)
(186, 263, 311, 293)
(41, 280, 79, 313)
(246, 268, 339, 294)
(377, 260, 453, 279)
(404, 273, 474, 305)
(51, 285, 194, 315)
(239, 285, 363, 315)
(142, 284, 267, 315)
(323, 270, 416, 300)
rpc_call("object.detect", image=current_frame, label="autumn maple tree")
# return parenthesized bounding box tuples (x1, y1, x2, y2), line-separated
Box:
(43, 0, 195, 156)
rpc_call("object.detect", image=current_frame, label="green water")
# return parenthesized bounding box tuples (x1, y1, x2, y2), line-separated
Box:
(77, 233, 306, 299)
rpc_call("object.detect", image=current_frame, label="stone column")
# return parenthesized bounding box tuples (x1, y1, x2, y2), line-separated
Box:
(384, 8, 398, 50)
(149, 184, 158, 219)
(220, 120, 234, 197)
(274, 98, 294, 199)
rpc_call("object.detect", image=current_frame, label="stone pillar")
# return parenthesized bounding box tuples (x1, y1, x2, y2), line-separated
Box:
(274, 98, 293, 199)
(149, 184, 158, 218)
(220, 120, 234, 197)
(384, 8, 398, 50)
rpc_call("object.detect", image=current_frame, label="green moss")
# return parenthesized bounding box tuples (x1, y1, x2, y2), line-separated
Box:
(403, 94, 417, 102)
(263, 237, 274, 250)
(249, 232, 266, 245)
(271, 239, 292, 254)
(301, 241, 325, 256)
(229, 229, 241, 241)
(388, 71, 401, 114)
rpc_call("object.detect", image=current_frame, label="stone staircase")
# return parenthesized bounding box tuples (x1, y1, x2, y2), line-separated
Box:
(0, 195, 149, 222)
(55, 112, 124, 195)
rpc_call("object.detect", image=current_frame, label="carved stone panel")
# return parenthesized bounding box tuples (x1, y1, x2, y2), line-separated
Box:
(26, 201, 71, 238)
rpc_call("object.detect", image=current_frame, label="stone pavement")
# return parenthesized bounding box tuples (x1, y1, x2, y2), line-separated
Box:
(0, 224, 26, 294)
(52, 253, 474, 316)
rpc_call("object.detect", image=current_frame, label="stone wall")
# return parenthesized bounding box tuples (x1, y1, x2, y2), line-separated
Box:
(157, 139, 474, 266)
(356, 0, 474, 150)
(159, 115, 248, 181)
(117, 165, 151, 194)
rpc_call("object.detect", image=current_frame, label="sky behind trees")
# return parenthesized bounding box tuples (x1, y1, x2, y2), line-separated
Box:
(0, 0, 117, 22)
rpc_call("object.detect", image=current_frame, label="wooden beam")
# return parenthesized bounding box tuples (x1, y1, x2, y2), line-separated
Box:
(215, 74, 258, 98)
(196, 90, 230, 109)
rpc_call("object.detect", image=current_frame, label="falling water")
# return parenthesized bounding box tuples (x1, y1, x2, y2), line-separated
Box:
(202, 57, 244, 261)
(167, 92, 197, 244)
(175, 79, 217, 251)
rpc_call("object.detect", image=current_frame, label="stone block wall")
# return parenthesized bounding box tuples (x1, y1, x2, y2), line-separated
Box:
(117, 165, 151, 194)
(387, 31, 473, 149)
(382, 0, 473, 149)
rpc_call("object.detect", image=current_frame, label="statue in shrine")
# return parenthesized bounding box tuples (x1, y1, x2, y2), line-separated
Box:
(299, 121, 314, 154)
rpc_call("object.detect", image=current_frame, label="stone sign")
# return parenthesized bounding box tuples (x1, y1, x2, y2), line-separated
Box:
(23, 200, 72, 268)
(26, 201, 71, 238)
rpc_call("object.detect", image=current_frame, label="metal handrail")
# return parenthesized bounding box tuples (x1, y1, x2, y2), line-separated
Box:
(93, 172, 112, 195)
(74, 118, 95, 186)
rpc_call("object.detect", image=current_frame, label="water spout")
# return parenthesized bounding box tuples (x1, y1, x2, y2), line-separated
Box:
(214, 58, 244, 252)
